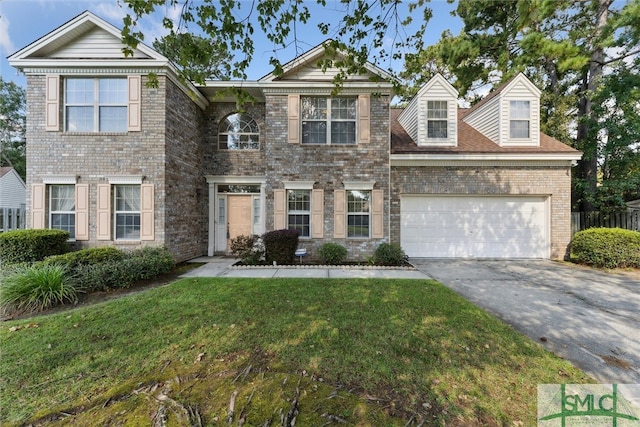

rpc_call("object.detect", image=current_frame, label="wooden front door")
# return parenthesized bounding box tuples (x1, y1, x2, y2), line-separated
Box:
(227, 195, 253, 247)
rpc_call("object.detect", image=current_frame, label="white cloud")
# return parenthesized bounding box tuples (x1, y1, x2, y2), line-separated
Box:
(0, 15, 15, 55)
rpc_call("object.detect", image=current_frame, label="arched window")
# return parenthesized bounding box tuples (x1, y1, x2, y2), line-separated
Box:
(218, 113, 259, 150)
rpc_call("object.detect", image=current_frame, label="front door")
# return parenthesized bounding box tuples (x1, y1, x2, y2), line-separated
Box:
(227, 195, 253, 248)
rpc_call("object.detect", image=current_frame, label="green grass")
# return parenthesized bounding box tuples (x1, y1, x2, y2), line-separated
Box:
(0, 278, 592, 426)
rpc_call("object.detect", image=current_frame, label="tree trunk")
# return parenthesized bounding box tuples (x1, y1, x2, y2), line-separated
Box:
(575, 0, 612, 212)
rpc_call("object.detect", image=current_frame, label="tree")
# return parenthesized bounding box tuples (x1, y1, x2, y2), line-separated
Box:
(153, 32, 232, 82)
(403, 0, 640, 212)
(120, 0, 433, 91)
(0, 77, 26, 181)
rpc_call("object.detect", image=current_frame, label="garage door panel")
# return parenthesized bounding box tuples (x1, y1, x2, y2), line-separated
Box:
(401, 196, 549, 259)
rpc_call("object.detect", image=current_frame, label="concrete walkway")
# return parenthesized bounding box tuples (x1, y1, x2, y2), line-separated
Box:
(180, 256, 430, 279)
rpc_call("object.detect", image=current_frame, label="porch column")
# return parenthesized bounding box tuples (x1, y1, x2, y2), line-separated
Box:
(207, 181, 216, 256)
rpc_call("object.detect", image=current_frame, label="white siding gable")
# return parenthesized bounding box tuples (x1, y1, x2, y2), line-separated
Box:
(50, 27, 151, 59)
(0, 169, 26, 209)
(463, 73, 541, 147)
(398, 74, 458, 146)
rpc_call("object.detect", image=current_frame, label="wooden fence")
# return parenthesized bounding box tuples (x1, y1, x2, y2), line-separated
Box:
(571, 211, 640, 235)
(0, 207, 25, 232)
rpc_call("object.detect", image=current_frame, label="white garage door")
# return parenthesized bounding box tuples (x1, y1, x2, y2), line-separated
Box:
(401, 195, 549, 258)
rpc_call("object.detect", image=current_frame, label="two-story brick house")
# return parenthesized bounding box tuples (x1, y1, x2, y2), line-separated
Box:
(8, 11, 581, 262)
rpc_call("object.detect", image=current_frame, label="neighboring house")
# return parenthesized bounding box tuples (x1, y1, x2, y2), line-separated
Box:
(8, 11, 582, 262)
(0, 167, 26, 231)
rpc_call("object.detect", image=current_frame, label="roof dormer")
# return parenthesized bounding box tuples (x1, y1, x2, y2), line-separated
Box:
(397, 74, 458, 147)
(463, 73, 541, 147)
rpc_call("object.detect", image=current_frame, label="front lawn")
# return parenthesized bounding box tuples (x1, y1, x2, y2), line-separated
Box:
(0, 278, 591, 425)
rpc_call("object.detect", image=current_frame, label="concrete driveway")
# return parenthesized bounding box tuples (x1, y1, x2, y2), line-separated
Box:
(412, 259, 640, 384)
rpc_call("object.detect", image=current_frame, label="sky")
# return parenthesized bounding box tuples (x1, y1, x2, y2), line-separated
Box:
(0, 0, 463, 88)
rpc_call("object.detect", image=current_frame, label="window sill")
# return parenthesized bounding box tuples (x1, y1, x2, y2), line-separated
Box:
(63, 132, 129, 136)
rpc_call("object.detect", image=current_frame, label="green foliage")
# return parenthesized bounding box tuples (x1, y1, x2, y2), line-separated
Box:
(373, 243, 409, 266)
(0, 229, 70, 264)
(40, 247, 124, 269)
(262, 229, 299, 265)
(121, 0, 433, 93)
(229, 234, 264, 265)
(317, 242, 348, 265)
(0, 264, 82, 314)
(152, 33, 231, 84)
(571, 228, 640, 269)
(0, 77, 26, 180)
(74, 247, 175, 292)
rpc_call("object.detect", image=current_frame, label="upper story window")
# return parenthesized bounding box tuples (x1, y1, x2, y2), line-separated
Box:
(427, 100, 448, 138)
(65, 78, 127, 132)
(301, 96, 356, 144)
(509, 100, 530, 138)
(218, 113, 260, 150)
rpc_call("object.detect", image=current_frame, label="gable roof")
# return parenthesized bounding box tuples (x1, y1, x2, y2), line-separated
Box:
(8, 11, 209, 110)
(258, 39, 396, 84)
(464, 73, 541, 117)
(8, 11, 167, 66)
(391, 108, 582, 159)
(0, 167, 26, 186)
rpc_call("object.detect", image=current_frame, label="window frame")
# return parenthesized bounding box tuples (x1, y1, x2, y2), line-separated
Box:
(287, 189, 311, 238)
(64, 77, 128, 133)
(509, 100, 531, 139)
(346, 190, 371, 238)
(427, 100, 448, 139)
(218, 113, 260, 150)
(49, 184, 76, 240)
(301, 96, 357, 145)
(113, 184, 141, 241)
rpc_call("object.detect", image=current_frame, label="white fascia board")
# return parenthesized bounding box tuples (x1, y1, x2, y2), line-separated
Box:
(390, 152, 583, 166)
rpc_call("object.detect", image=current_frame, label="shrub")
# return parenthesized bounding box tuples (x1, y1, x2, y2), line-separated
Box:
(0, 229, 70, 264)
(74, 247, 175, 291)
(229, 234, 265, 265)
(0, 264, 82, 314)
(317, 243, 348, 265)
(373, 243, 409, 266)
(571, 228, 640, 269)
(263, 229, 299, 265)
(40, 247, 124, 269)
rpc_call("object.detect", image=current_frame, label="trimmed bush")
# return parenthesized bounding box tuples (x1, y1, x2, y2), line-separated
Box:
(74, 247, 175, 291)
(229, 234, 265, 265)
(263, 229, 299, 265)
(0, 229, 70, 264)
(571, 228, 640, 269)
(317, 243, 348, 265)
(373, 243, 409, 266)
(0, 264, 82, 314)
(40, 247, 124, 269)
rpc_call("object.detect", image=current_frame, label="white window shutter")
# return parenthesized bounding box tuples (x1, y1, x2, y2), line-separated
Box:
(333, 190, 346, 238)
(358, 94, 370, 144)
(311, 189, 324, 239)
(31, 184, 46, 229)
(96, 184, 111, 240)
(287, 95, 300, 144)
(274, 189, 286, 229)
(45, 75, 60, 131)
(140, 183, 154, 240)
(371, 189, 384, 238)
(127, 75, 141, 132)
(75, 184, 89, 240)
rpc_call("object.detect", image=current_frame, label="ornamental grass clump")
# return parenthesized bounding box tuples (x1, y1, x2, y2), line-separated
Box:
(0, 264, 83, 314)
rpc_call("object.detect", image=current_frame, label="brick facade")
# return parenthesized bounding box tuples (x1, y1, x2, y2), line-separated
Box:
(264, 94, 391, 260)
(390, 166, 573, 259)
